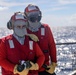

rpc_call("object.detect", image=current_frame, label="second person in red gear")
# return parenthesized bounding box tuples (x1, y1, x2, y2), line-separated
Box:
(24, 4, 57, 75)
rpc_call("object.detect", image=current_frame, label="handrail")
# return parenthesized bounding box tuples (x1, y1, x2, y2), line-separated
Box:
(56, 42, 76, 45)
(56, 41, 76, 72)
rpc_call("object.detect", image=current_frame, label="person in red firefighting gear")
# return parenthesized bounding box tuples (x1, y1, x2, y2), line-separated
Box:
(0, 12, 45, 75)
(24, 4, 57, 75)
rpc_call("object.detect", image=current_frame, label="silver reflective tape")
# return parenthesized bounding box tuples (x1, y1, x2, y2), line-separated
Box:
(8, 40, 14, 48)
(29, 41, 33, 50)
(41, 28, 45, 35)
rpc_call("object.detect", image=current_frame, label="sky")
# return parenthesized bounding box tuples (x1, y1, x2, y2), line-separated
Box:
(0, 0, 76, 28)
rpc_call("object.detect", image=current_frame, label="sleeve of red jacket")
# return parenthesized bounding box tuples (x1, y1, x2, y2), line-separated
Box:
(47, 26, 57, 63)
(34, 43, 45, 69)
(0, 40, 15, 72)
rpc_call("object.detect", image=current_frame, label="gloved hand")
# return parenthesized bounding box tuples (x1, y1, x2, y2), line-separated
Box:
(46, 62, 57, 74)
(27, 34, 39, 42)
(13, 65, 29, 75)
(29, 61, 39, 70)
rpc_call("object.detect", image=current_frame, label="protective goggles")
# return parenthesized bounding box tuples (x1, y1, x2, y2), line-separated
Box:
(28, 12, 41, 22)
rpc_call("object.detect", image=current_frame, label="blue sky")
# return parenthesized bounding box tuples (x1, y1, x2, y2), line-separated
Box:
(0, 0, 76, 27)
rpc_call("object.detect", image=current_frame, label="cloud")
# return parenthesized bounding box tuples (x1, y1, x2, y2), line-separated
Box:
(41, 13, 76, 27)
(0, 6, 8, 11)
(0, 0, 76, 27)
(0, 11, 13, 27)
(58, 0, 76, 5)
(0, 0, 47, 7)
(51, 6, 68, 11)
(67, 14, 76, 26)
(41, 14, 66, 26)
(0, 2, 26, 7)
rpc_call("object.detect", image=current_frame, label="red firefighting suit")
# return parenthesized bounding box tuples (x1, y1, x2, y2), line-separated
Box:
(27, 24, 57, 71)
(0, 35, 45, 75)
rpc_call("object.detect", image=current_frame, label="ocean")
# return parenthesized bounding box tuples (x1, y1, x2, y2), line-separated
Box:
(0, 26, 76, 75)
